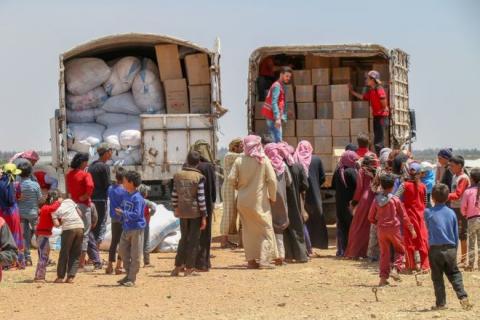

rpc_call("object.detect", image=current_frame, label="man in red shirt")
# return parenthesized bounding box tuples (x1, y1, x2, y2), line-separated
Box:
(257, 57, 276, 101)
(350, 70, 389, 155)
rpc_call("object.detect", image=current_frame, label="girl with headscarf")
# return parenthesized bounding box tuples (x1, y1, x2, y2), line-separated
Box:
(332, 151, 359, 257)
(265, 143, 291, 265)
(0, 164, 25, 269)
(295, 141, 328, 249)
(279, 142, 309, 262)
(191, 140, 217, 271)
(220, 138, 243, 249)
(395, 162, 430, 272)
(345, 154, 379, 259)
(228, 135, 278, 268)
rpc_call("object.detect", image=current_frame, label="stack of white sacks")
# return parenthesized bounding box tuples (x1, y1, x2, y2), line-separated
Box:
(65, 56, 166, 165)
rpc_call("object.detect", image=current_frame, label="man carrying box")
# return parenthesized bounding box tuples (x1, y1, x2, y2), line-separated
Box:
(261, 66, 293, 143)
(349, 70, 389, 155)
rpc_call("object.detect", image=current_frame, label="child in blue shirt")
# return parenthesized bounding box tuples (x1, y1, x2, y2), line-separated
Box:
(115, 171, 145, 287)
(106, 167, 128, 275)
(425, 183, 471, 310)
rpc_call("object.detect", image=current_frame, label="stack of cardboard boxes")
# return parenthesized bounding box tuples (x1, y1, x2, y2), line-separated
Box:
(155, 44, 211, 114)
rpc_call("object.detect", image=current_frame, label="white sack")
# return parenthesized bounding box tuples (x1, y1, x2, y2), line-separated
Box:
(141, 58, 159, 77)
(66, 87, 108, 111)
(132, 69, 166, 114)
(67, 108, 105, 123)
(157, 231, 181, 253)
(65, 58, 111, 95)
(120, 130, 141, 148)
(103, 56, 141, 96)
(112, 147, 141, 166)
(96, 112, 140, 127)
(148, 204, 180, 252)
(103, 122, 140, 150)
(102, 92, 141, 115)
(68, 123, 105, 152)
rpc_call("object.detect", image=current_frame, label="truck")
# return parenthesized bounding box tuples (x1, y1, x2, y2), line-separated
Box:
(247, 44, 416, 223)
(50, 33, 224, 197)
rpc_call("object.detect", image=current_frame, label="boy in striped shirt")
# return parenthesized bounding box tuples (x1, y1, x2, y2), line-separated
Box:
(171, 151, 207, 277)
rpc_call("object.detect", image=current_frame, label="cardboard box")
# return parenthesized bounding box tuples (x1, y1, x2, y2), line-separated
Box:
(318, 155, 333, 172)
(313, 119, 332, 137)
(332, 119, 350, 137)
(350, 119, 369, 136)
(316, 102, 333, 119)
(333, 136, 351, 149)
(305, 55, 330, 69)
(285, 85, 294, 102)
(189, 85, 211, 113)
(297, 102, 316, 120)
(295, 85, 314, 102)
(333, 101, 352, 119)
(254, 120, 268, 136)
(296, 120, 314, 136)
(283, 121, 296, 137)
(316, 85, 331, 102)
(352, 101, 371, 118)
(154, 44, 182, 81)
(293, 70, 311, 85)
(254, 102, 264, 119)
(314, 137, 333, 154)
(298, 136, 315, 148)
(372, 63, 389, 81)
(283, 137, 298, 147)
(312, 68, 330, 85)
(332, 67, 352, 84)
(164, 79, 189, 113)
(331, 84, 351, 101)
(184, 53, 210, 85)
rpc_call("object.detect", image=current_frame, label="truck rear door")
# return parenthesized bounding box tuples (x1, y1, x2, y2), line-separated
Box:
(389, 49, 411, 149)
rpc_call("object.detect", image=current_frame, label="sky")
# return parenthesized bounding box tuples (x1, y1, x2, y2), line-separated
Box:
(0, 0, 479, 151)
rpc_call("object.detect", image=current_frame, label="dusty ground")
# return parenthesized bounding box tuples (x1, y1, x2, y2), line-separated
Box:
(1, 212, 479, 320)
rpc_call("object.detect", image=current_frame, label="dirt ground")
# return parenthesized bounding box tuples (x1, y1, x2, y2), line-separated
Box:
(1, 210, 479, 320)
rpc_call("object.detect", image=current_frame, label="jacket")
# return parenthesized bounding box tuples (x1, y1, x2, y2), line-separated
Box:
(172, 167, 207, 219)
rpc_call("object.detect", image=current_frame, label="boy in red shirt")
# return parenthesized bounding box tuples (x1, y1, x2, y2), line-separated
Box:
(350, 70, 389, 155)
(369, 173, 416, 286)
(448, 155, 470, 266)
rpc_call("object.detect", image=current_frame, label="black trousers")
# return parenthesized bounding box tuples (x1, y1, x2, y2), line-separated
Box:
(373, 116, 389, 155)
(429, 245, 468, 307)
(175, 217, 202, 269)
(108, 222, 123, 262)
(196, 213, 212, 270)
(57, 228, 83, 279)
(92, 200, 107, 242)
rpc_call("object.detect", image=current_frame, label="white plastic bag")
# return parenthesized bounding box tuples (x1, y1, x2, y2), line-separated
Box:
(141, 58, 159, 77)
(102, 121, 140, 150)
(102, 92, 141, 115)
(96, 112, 140, 127)
(66, 87, 108, 111)
(148, 204, 180, 252)
(67, 108, 105, 123)
(65, 58, 111, 95)
(157, 231, 181, 253)
(120, 129, 141, 148)
(103, 56, 141, 96)
(132, 69, 166, 114)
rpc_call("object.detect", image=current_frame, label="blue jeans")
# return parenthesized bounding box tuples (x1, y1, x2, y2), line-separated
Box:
(266, 119, 282, 143)
(21, 216, 38, 260)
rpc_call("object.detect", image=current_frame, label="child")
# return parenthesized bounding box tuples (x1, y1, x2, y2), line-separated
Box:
(52, 197, 85, 283)
(356, 133, 371, 157)
(138, 184, 156, 267)
(395, 162, 430, 272)
(17, 161, 43, 266)
(461, 167, 480, 271)
(106, 167, 127, 275)
(115, 171, 146, 287)
(171, 151, 207, 277)
(420, 162, 435, 208)
(369, 173, 416, 286)
(34, 190, 61, 282)
(425, 184, 472, 310)
(447, 155, 470, 266)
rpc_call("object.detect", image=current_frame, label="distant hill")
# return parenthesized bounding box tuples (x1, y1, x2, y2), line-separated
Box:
(413, 148, 480, 162)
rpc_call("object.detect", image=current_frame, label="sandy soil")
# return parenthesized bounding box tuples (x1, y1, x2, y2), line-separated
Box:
(1, 212, 479, 320)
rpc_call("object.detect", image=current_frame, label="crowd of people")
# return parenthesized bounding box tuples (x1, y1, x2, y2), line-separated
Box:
(0, 136, 477, 310)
